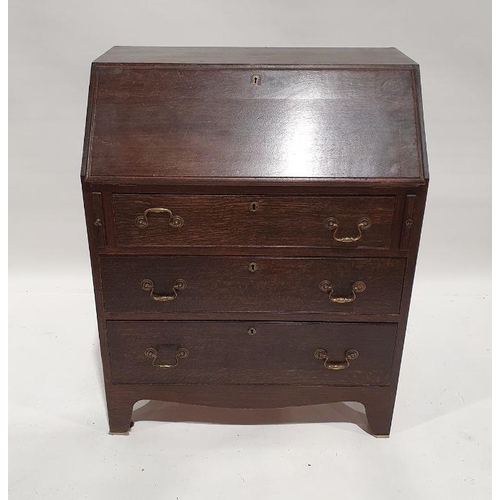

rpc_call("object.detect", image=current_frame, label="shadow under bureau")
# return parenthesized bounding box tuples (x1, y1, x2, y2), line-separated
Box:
(81, 46, 428, 437)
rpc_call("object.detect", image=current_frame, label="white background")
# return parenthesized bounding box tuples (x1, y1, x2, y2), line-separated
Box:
(9, 1, 491, 498)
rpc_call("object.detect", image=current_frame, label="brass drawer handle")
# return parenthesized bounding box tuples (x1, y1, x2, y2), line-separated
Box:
(141, 278, 187, 301)
(144, 347, 189, 368)
(314, 348, 359, 370)
(325, 217, 371, 243)
(319, 280, 366, 304)
(135, 207, 184, 229)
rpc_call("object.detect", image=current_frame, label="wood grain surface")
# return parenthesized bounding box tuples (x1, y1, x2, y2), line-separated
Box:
(100, 256, 406, 315)
(112, 194, 396, 249)
(81, 47, 429, 436)
(107, 321, 398, 386)
(94, 46, 418, 66)
(85, 66, 422, 180)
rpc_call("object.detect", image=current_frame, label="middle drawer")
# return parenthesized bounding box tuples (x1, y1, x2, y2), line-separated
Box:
(100, 256, 405, 315)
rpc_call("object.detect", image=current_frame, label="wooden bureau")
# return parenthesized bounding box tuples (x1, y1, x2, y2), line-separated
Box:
(81, 46, 428, 437)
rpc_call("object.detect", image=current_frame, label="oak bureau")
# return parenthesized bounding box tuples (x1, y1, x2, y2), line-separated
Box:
(81, 46, 428, 437)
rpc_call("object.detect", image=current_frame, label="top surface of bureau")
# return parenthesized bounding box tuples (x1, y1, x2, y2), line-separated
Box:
(81, 47, 427, 186)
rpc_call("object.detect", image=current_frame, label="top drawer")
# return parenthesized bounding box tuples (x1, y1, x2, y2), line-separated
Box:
(111, 195, 395, 249)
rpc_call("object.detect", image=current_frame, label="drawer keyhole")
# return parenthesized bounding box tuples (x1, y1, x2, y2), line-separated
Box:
(248, 262, 258, 273)
(252, 75, 260, 85)
(249, 201, 259, 212)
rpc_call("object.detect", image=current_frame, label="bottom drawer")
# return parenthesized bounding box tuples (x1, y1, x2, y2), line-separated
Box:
(107, 321, 397, 386)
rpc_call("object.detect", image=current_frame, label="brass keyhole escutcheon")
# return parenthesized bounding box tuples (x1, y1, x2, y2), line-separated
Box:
(249, 201, 259, 212)
(248, 262, 258, 273)
(252, 75, 260, 85)
(247, 327, 257, 336)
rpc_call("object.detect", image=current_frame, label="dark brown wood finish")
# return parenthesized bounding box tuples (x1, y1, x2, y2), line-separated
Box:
(86, 67, 421, 181)
(90, 192, 106, 247)
(94, 46, 418, 66)
(107, 321, 397, 386)
(112, 194, 396, 249)
(82, 47, 428, 437)
(100, 256, 405, 315)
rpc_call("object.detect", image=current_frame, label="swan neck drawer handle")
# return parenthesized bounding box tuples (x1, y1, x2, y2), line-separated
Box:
(144, 347, 189, 368)
(141, 278, 187, 301)
(314, 348, 359, 370)
(319, 280, 366, 304)
(135, 207, 184, 229)
(325, 217, 371, 243)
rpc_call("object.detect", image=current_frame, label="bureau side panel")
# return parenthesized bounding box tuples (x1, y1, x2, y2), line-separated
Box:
(390, 183, 428, 388)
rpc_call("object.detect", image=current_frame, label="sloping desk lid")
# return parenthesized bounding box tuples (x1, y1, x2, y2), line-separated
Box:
(82, 47, 427, 184)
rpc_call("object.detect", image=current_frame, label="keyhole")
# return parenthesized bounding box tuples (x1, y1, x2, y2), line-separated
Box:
(247, 327, 257, 336)
(248, 262, 258, 273)
(249, 201, 259, 212)
(252, 75, 260, 85)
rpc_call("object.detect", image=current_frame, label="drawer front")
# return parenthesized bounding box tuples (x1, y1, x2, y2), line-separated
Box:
(90, 68, 420, 180)
(101, 256, 405, 314)
(107, 321, 398, 386)
(112, 195, 395, 249)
